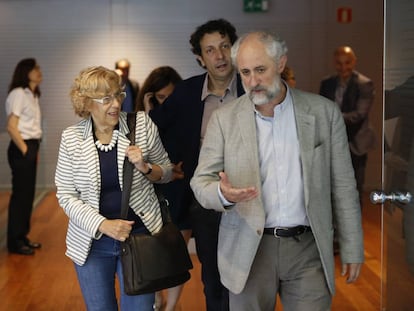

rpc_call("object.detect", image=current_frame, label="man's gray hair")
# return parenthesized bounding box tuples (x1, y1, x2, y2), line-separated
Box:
(231, 31, 288, 68)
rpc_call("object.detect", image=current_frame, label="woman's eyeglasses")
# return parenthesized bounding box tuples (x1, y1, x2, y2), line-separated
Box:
(92, 92, 126, 105)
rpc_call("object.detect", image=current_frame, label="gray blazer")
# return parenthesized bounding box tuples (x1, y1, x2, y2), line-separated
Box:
(190, 88, 364, 295)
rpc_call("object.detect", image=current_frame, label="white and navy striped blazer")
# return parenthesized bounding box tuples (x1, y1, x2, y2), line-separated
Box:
(55, 111, 173, 265)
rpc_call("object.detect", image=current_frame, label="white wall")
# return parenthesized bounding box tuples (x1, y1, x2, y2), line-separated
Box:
(0, 0, 383, 189)
(385, 0, 414, 88)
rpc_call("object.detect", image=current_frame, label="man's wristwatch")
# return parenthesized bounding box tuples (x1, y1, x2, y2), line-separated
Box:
(144, 163, 153, 175)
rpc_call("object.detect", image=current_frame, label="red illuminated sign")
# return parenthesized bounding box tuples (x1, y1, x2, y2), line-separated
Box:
(337, 7, 352, 24)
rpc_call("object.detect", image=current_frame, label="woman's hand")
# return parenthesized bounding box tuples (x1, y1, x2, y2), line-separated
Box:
(143, 92, 154, 113)
(99, 219, 135, 241)
(172, 161, 184, 180)
(126, 145, 148, 173)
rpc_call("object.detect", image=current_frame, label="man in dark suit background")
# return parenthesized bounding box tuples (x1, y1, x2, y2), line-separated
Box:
(115, 58, 140, 112)
(148, 19, 244, 311)
(320, 46, 375, 203)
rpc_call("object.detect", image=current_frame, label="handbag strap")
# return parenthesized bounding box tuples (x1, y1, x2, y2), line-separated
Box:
(120, 112, 172, 224)
(120, 112, 136, 220)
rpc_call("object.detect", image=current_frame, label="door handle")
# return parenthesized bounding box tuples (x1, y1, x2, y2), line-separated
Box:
(370, 191, 413, 204)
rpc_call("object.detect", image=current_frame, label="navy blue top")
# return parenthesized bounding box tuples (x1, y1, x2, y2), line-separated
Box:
(97, 145, 146, 231)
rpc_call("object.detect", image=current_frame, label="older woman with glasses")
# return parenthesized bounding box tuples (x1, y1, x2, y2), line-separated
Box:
(55, 66, 173, 311)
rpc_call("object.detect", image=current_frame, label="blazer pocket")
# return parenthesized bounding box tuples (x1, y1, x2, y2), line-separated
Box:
(314, 141, 324, 149)
(313, 142, 326, 163)
(311, 143, 328, 187)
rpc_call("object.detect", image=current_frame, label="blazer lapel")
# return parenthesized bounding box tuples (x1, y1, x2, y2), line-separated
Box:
(237, 96, 260, 167)
(342, 72, 359, 112)
(82, 118, 101, 195)
(292, 92, 316, 208)
(117, 114, 131, 190)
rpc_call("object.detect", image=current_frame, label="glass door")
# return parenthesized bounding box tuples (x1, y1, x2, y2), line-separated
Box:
(377, 0, 414, 309)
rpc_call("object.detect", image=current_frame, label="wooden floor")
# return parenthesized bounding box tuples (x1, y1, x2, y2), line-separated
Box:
(0, 191, 381, 310)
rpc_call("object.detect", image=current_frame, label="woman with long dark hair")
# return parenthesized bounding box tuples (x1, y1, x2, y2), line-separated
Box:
(136, 65, 185, 311)
(6, 58, 43, 255)
(136, 66, 182, 113)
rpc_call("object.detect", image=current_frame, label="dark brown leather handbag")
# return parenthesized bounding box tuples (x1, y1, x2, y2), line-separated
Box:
(120, 113, 193, 295)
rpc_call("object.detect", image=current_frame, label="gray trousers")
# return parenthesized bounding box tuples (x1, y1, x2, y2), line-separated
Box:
(229, 231, 331, 311)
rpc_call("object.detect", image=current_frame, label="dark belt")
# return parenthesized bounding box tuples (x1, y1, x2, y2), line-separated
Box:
(263, 225, 311, 238)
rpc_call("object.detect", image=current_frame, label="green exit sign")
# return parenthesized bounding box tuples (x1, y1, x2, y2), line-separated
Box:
(244, 0, 269, 12)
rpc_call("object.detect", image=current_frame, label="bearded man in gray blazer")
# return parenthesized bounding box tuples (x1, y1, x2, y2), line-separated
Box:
(190, 31, 364, 311)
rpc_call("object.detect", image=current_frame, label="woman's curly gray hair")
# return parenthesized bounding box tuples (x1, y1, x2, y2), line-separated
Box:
(70, 66, 123, 118)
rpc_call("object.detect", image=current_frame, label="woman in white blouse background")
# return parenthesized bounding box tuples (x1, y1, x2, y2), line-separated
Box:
(6, 58, 43, 256)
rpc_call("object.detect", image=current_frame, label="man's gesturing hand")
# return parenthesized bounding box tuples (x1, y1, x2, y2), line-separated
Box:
(219, 172, 258, 203)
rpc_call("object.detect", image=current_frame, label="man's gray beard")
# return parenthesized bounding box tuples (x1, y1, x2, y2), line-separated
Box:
(245, 78, 281, 106)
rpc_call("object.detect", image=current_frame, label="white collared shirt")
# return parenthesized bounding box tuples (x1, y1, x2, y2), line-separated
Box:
(255, 87, 308, 227)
